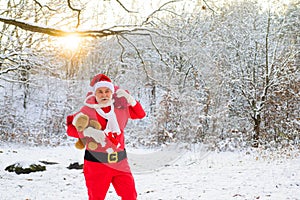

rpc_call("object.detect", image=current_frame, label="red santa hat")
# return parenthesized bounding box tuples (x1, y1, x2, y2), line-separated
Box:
(90, 74, 114, 93)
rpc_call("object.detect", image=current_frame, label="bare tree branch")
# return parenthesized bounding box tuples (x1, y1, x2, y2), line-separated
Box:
(0, 17, 132, 37)
(143, 0, 182, 25)
(116, 35, 126, 63)
(115, 0, 137, 13)
(202, 0, 216, 14)
(33, 0, 57, 11)
(119, 34, 145, 64)
(67, 0, 81, 28)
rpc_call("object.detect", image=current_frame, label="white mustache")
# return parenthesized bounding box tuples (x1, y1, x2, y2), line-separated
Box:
(97, 99, 112, 108)
(100, 98, 109, 101)
(95, 94, 113, 107)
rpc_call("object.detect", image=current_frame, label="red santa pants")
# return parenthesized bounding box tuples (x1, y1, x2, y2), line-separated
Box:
(83, 159, 137, 200)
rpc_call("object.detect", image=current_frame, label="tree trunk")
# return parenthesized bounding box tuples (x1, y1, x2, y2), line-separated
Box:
(252, 114, 261, 148)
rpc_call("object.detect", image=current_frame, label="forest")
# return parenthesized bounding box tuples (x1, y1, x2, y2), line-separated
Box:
(0, 0, 299, 151)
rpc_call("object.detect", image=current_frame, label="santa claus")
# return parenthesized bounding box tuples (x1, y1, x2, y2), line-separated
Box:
(66, 73, 146, 200)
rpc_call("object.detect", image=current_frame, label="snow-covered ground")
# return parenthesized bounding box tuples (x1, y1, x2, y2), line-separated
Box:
(0, 143, 299, 200)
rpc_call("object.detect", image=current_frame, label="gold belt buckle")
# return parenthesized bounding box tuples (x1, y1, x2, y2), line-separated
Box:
(108, 152, 118, 163)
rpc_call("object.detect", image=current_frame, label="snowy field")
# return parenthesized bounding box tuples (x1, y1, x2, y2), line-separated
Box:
(0, 143, 299, 200)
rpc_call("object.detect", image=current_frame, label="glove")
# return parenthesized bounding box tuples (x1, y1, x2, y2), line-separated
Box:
(116, 89, 136, 106)
(83, 127, 106, 147)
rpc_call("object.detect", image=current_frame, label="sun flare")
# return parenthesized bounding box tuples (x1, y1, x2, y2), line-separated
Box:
(58, 35, 82, 51)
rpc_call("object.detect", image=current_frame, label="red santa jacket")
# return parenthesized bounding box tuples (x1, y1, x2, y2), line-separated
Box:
(66, 94, 146, 152)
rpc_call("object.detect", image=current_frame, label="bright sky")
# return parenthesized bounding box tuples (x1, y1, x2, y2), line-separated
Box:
(52, 0, 296, 51)
(55, 0, 177, 51)
(79, 0, 173, 29)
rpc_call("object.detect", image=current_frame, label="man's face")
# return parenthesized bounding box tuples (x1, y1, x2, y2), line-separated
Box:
(95, 87, 113, 105)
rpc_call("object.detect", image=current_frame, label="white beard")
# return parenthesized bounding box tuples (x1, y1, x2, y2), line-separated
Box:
(96, 96, 113, 108)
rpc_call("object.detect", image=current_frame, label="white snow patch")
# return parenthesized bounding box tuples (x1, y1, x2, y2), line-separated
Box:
(0, 143, 299, 200)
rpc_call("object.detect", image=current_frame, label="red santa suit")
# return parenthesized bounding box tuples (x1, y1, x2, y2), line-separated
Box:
(66, 74, 146, 200)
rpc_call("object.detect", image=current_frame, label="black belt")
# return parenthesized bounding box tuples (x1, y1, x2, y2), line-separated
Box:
(84, 149, 127, 163)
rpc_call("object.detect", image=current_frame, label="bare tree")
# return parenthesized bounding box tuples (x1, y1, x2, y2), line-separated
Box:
(213, 1, 299, 148)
